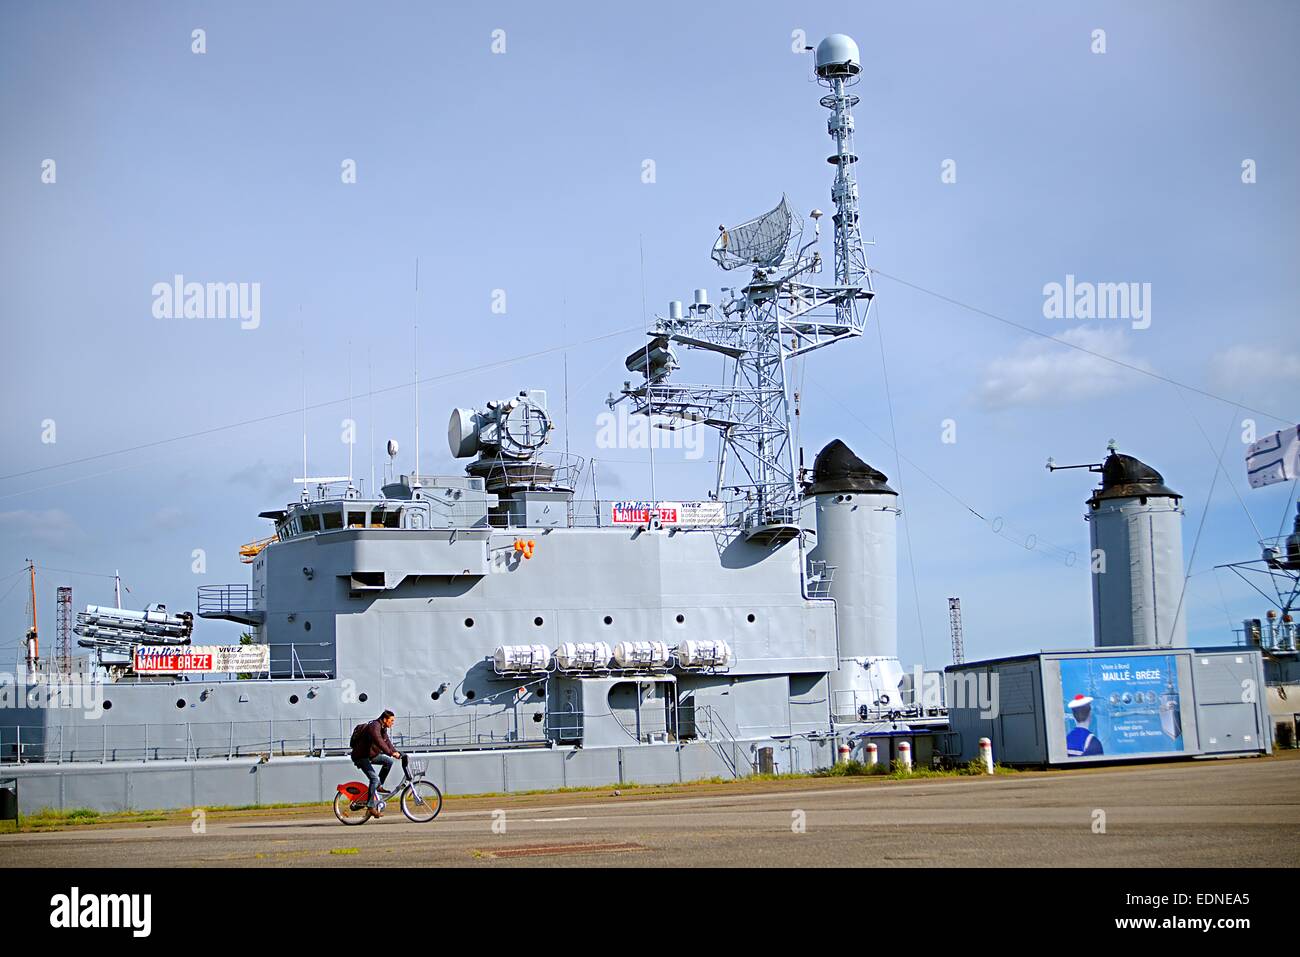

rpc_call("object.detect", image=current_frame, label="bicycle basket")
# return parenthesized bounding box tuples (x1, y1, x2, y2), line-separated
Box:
(409, 759, 427, 775)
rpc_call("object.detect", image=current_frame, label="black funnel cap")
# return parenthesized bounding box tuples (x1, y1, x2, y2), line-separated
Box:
(1088, 451, 1181, 505)
(803, 439, 896, 497)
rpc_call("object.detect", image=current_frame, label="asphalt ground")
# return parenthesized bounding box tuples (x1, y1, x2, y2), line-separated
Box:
(2, 753, 1297, 867)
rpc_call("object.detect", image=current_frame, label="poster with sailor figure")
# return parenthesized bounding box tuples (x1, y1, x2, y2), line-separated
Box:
(1058, 654, 1184, 758)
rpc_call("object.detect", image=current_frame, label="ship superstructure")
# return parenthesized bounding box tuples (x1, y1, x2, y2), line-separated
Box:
(1, 37, 927, 791)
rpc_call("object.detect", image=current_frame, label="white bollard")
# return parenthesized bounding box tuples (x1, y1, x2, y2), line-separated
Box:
(978, 737, 994, 774)
(837, 741, 852, 765)
(897, 740, 912, 771)
(865, 741, 879, 767)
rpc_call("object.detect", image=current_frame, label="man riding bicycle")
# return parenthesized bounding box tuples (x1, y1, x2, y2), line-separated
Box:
(350, 709, 402, 818)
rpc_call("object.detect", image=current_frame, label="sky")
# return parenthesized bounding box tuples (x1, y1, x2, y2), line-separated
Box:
(1, 0, 1298, 670)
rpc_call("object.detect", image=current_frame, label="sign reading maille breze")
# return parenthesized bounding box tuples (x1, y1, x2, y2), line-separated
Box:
(610, 501, 726, 527)
(611, 501, 677, 525)
(133, 645, 271, 674)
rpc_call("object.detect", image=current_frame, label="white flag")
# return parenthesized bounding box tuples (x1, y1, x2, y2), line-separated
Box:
(1246, 425, 1300, 488)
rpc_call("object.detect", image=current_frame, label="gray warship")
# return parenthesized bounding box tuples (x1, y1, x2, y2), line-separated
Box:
(2, 35, 939, 811)
(1, 33, 1279, 814)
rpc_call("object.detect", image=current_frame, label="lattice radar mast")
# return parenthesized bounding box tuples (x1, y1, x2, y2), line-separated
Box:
(611, 34, 875, 541)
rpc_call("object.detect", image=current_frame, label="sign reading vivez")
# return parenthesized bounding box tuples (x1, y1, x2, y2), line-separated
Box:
(133, 645, 271, 674)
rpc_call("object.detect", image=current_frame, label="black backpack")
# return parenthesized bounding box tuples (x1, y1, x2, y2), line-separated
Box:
(349, 721, 370, 752)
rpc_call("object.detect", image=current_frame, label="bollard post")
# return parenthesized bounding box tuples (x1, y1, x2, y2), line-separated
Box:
(836, 741, 851, 765)
(978, 736, 994, 774)
(865, 741, 878, 767)
(897, 740, 912, 772)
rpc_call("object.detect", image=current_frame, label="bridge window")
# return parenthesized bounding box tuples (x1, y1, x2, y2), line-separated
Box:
(347, 511, 366, 527)
(300, 513, 321, 533)
(383, 510, 401, 529)
(322, 511, 343, 531)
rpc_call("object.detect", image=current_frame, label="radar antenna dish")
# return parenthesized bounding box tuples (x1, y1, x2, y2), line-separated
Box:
(711, 195, 796, 271)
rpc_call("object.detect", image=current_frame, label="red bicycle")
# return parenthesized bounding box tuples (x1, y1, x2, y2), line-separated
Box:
(333, 754, 443, 825)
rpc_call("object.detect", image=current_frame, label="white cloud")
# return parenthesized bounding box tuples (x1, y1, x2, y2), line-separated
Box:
(0, 508, 83, 551)
(1208, 345, 1300, 407)
(978, 326, 1153, 411)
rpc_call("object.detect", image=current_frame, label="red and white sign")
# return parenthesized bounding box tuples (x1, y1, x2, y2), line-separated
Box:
(611, 501, 677, 525)
(609, 500, 726, 527)
(133, 645, 271, 674)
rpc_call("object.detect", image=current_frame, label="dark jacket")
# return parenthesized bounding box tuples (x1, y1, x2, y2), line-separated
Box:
(351, 718, 398, 763)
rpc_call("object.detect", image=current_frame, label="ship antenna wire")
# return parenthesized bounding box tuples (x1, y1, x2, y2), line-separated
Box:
(1279, 475, 1300, 539)
(1169, 407, 1238, 643)
(640, 234, 656, 509)
(413, 258, 420, 488)
(563, 304, 571, 462)
(875, 302, 929, 669)
(1176, 385, 1262, 542)
(347, 339, 354, 486)
(368, 346, 375, 496)
(301, 306, 307, 495)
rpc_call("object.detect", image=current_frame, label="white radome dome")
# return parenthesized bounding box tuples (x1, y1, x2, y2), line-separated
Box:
(815, 34, 861, 77)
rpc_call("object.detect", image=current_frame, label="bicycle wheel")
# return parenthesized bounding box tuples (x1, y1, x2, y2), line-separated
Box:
(333, 790, 371, 826)
(400, 779, 443, 822)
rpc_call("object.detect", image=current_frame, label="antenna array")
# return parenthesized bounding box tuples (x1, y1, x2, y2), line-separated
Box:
(610, 35, 874, 540)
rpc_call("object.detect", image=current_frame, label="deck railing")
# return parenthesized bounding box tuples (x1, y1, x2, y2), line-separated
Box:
(0, 706, 549, 765)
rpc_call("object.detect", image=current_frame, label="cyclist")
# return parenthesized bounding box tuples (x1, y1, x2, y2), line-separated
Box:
(350, 709, 402, 817)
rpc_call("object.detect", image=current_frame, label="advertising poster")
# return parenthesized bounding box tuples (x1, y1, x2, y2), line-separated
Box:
(1058, 654, 1184, 758)
(134, 645, 271, 674)
(609, 501, 727, 527)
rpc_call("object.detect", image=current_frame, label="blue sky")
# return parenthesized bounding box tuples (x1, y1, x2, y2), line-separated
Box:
(1, 0, 1297, 669)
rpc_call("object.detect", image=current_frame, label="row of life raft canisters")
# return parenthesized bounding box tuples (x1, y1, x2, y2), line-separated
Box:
(493, 639, 731, 674)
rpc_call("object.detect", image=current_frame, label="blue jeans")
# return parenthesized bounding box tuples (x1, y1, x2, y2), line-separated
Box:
(354, 754, 393, 808)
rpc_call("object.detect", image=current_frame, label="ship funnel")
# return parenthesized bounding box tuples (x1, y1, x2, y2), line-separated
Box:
(1045, 447, 1190, 650)
(1081, 449, 1187, 647)
(804, 440, 900, 719)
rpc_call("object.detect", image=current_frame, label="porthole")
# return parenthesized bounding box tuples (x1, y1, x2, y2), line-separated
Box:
(176, 698, 186, 709)
(747, 613, 756, 623)
(603, 615, 613, 626)
(431, 691, 441, 701)
(532, 712, 543, 723)
(103, 700, 112, 710)
(289, 694, 299, 705)
(358, 692, 369, 703)
(675, 614, 685, 624)
(464, 618, 475, 628)
(535, 687, 545, 699)
(466, 690, 476, 700)
(534, 616, 544, 627)
(303, 621, 312, 632)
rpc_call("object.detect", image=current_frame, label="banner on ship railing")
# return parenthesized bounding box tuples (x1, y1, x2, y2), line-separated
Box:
(609, 500, 727, 527)
(133, 645, 271, 674)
